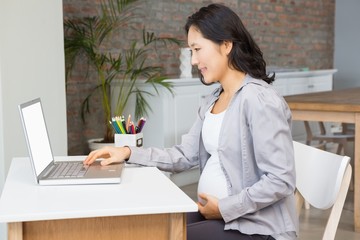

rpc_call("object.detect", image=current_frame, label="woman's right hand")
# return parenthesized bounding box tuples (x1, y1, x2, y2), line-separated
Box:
(83, 146, 131, 166)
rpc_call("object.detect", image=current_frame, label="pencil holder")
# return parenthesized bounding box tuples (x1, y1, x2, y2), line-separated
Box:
(115, 133, 143, 147)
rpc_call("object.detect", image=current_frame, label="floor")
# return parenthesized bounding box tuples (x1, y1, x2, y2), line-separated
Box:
(180, 183, 360, 239)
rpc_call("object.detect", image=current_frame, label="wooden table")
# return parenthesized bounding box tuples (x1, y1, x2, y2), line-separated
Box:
(284, 87, 360, 232)
(0, 157, 198, 240)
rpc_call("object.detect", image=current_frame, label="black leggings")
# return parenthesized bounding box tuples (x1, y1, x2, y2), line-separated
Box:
(187, 212, 275, 240)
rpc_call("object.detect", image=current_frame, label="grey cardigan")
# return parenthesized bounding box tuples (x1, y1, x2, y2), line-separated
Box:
(128, 75, 299, 236)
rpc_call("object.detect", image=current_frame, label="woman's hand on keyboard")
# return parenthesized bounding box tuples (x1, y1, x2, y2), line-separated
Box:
(83, 146, 131, 166)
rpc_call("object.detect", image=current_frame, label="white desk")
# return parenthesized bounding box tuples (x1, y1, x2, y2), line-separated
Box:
(0, 157, 197, 240)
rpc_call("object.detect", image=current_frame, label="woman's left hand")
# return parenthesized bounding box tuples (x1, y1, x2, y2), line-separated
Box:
(197, 193, 222, 219)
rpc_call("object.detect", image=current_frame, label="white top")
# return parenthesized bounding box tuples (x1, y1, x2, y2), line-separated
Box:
(197, 106, 228, 203)
(0, 156, 197, 223)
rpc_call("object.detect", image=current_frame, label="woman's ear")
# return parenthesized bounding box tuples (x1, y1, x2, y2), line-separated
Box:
(223, 41, 233, 55)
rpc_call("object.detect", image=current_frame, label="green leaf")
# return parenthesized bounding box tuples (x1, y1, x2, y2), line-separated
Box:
(64, 0, 180, 138)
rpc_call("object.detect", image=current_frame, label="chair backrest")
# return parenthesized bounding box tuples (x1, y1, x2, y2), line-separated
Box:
(304, 121, 326, 139)
(293, 141, 352, 240)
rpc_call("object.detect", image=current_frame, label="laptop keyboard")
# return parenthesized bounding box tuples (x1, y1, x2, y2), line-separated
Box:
(48, 162, 89, 178)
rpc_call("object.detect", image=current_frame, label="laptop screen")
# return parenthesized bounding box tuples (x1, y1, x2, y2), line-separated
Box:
(19, 99, 53, 177)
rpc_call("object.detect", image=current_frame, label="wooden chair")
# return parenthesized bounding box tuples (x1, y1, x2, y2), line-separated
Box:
(342, 123, 355, 135)
(293, 141, 352, 240)
(304, 121, 354, 155)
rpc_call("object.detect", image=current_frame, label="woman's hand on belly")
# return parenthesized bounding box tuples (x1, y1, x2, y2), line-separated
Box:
(197, 193, 222, 219)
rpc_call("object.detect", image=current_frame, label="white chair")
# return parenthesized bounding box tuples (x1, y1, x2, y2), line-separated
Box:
(304, 121, 355, 193)
(293, 141, 352, 240)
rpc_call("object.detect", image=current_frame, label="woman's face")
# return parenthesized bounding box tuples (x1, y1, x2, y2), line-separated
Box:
(187, 26, 230, 84)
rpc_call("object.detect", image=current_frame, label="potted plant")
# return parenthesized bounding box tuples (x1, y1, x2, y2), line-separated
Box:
(64, 0, 181, 146)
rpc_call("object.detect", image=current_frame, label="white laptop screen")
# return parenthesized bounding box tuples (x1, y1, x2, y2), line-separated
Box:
(20, 100, 53, 176)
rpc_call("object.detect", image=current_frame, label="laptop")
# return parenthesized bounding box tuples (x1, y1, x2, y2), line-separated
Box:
(18, 98, 124, 185)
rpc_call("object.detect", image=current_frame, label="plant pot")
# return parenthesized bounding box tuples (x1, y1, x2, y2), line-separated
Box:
(87, 138, 115, 151)
(179, 47, 192, 78)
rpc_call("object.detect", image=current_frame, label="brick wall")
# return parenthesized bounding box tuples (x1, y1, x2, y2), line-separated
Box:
(63, 0, 335, 155)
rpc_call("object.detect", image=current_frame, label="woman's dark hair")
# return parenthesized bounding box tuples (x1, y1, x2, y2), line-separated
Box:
(185, 3, 275, 85)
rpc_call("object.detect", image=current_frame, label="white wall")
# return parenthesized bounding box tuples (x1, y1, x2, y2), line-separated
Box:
(334, 0, 360, 89)
(0, 53, 5, 238)
(0, 1, 67, 238)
